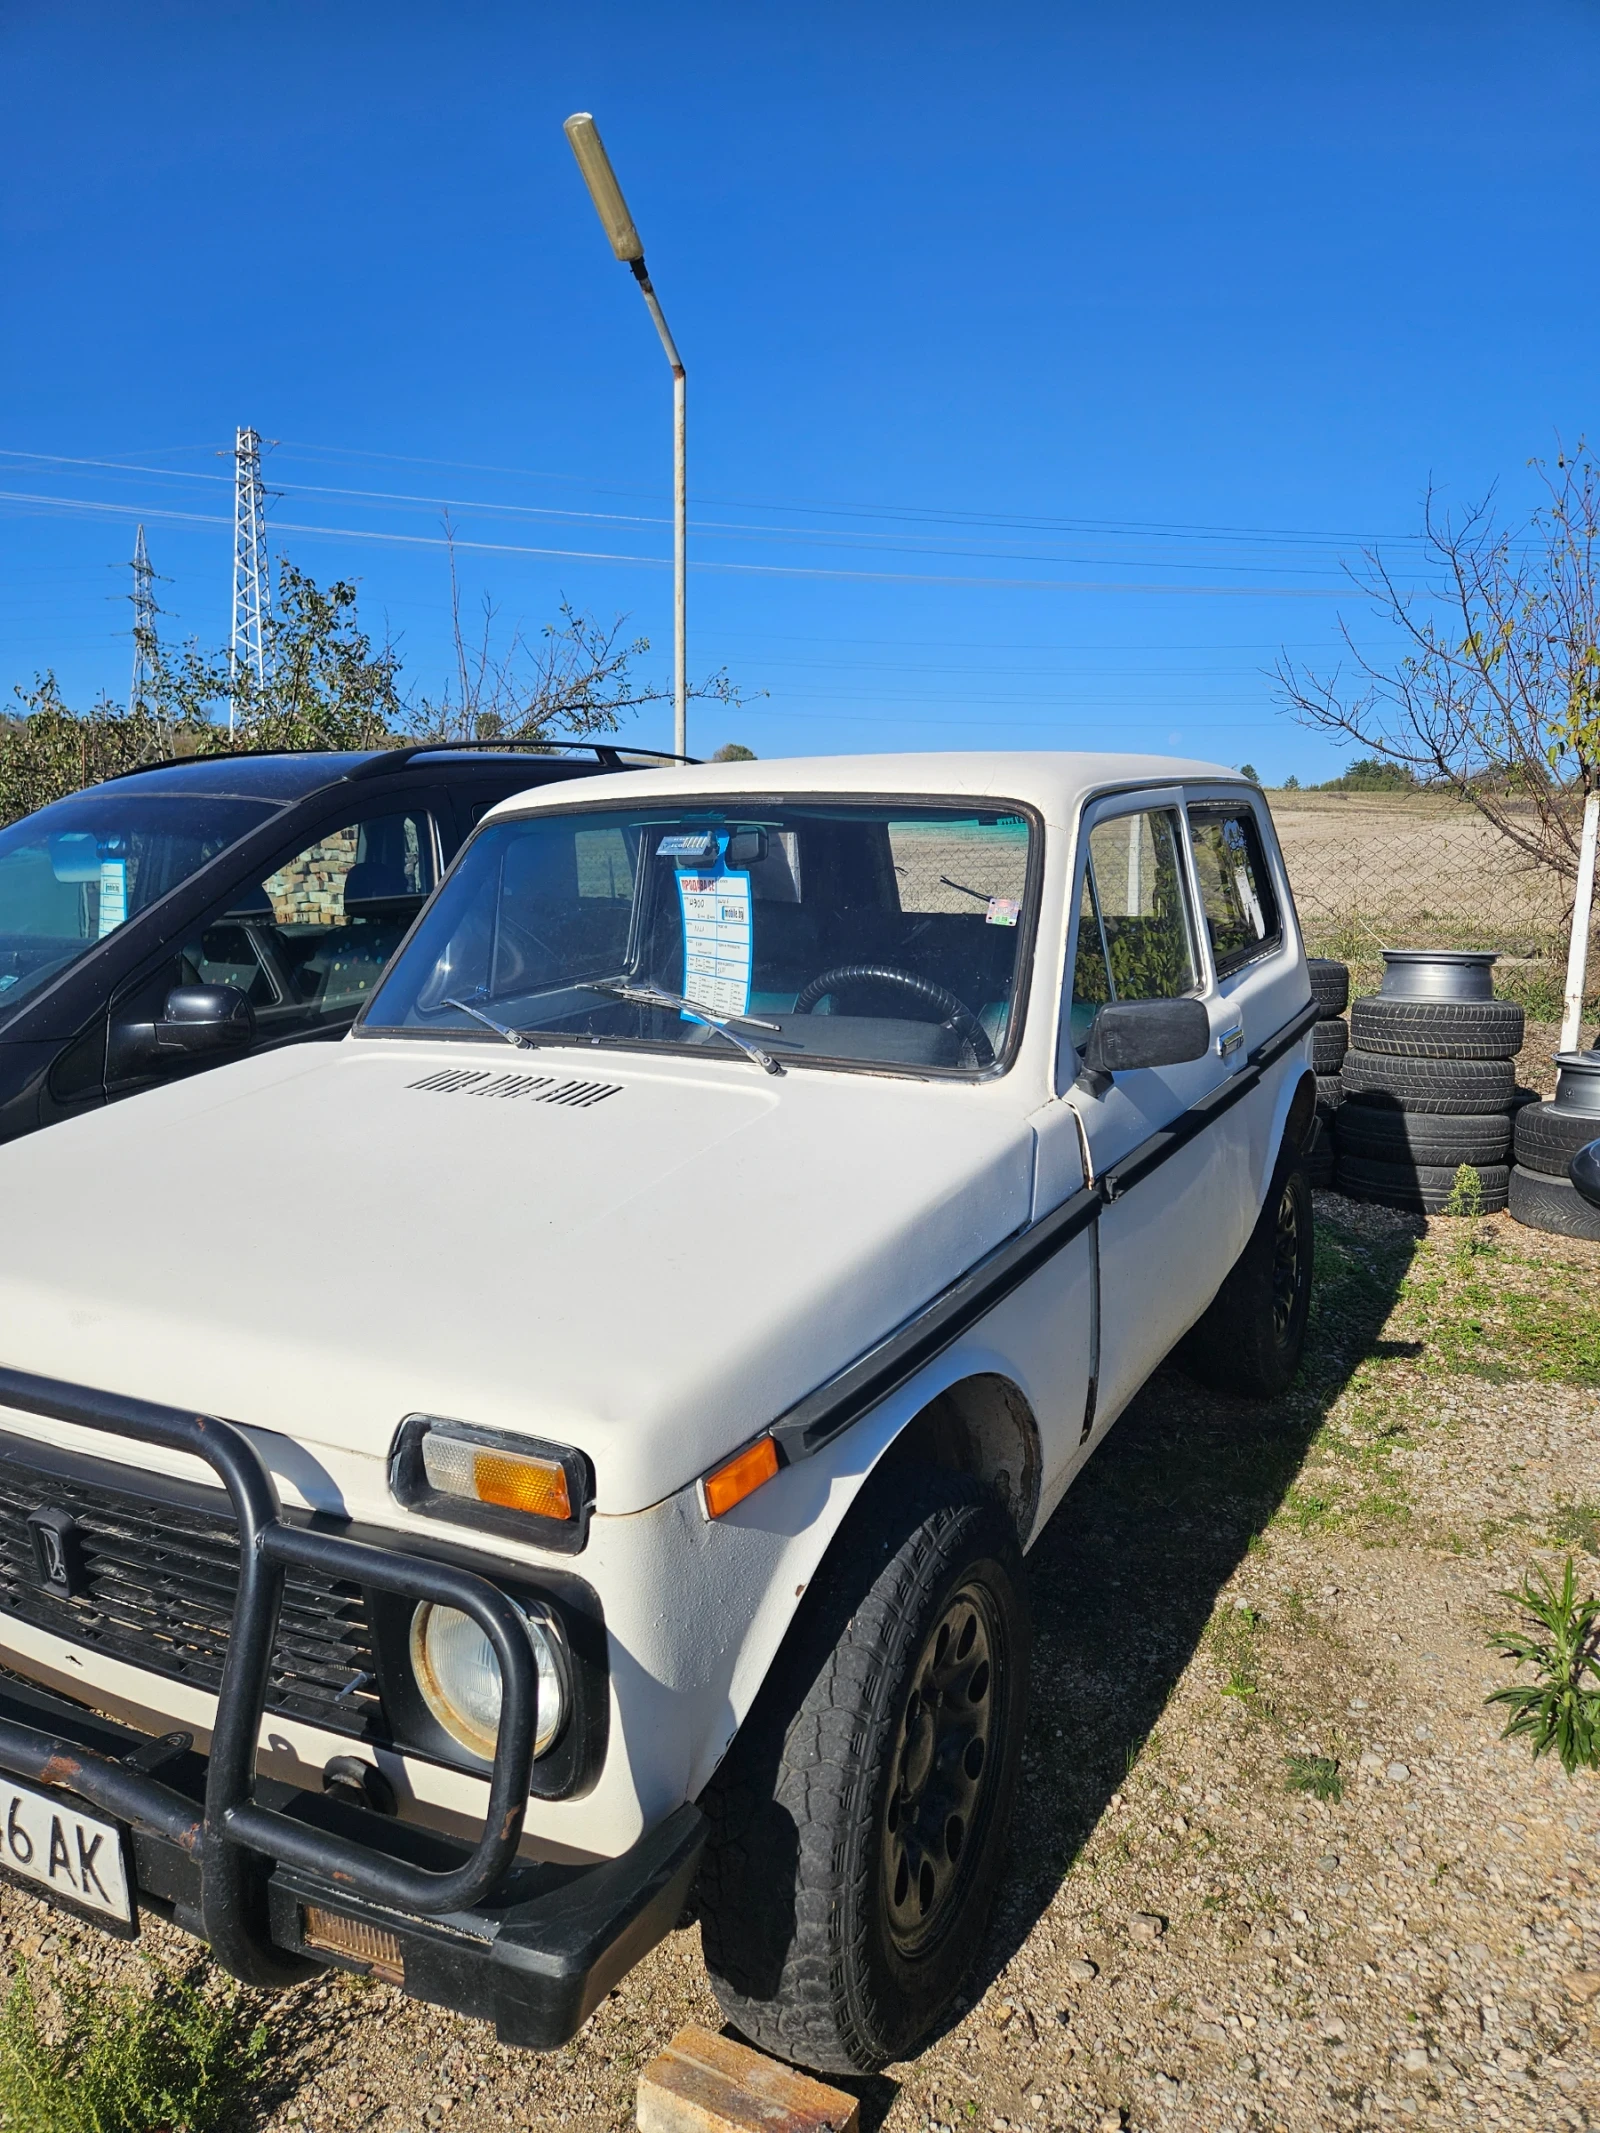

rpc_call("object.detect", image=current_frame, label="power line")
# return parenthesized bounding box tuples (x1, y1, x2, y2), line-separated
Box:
(0, 488, 1364, 598)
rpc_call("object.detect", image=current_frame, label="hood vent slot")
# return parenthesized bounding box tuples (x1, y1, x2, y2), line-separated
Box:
(408, 1068, 621, 1109)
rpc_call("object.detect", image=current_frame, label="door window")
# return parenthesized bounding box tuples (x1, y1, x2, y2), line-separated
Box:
(1187, 804, 1281, 976)
(112, 807, 438, 1069)
(1068, 806, 1198, 1049)
(237, 809, 438, 1033)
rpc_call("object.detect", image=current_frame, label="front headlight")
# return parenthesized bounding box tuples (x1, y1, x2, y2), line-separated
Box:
(409, 1598, 569, 1761)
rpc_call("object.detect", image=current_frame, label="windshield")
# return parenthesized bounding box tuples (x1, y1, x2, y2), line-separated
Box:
(0, 789, 279, 1015)
(361, 800, 1035, 1074)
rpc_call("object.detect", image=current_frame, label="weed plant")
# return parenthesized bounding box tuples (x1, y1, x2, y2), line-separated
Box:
(0, 1961, 266, 2133)
(1283, 1753, 1343, 1802)
(1486, 1557, 1600, 1776)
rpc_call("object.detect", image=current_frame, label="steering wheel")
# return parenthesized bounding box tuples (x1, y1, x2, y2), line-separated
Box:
(792, 963, 995, 1068)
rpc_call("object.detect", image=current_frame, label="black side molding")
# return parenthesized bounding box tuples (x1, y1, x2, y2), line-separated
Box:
(771, 996, 1319, 1464)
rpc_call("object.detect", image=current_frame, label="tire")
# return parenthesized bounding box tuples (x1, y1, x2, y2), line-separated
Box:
(1337, 1156, 1509, 1214)
(1340, 1049, 1516, 1114)
(698, 1470, 1029, 2074)
(1315, 1073, 1344, 1118)
(1311, 1019, 1348, 1074)
(1334, 1107, 1512, 1166)
(1508, 1163, 1600, 1241)
(1307, 958, 1350, 1017)
(1348, 996, 1525, 1060)
(1181, 1153, 1314, 1398)
(1514, 1100, 1600, 1179)
(1305, 1139, 1336, 1188)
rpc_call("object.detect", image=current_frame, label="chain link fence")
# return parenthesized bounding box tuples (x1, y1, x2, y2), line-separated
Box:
(1266, 789, 1597, 1020)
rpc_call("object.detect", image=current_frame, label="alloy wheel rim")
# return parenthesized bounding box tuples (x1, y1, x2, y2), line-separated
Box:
(880, 1583, 997, 1958)
(1271, 1178, 1304, 1343)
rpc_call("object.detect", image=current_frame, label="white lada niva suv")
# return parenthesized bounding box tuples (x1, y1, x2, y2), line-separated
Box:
(0, 753, 1317, 2074)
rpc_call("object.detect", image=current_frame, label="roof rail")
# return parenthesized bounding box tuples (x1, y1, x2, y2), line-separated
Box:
(344, 740, 701, 780)
(92, 743, 383, 787)
(92, 739, 699, 789)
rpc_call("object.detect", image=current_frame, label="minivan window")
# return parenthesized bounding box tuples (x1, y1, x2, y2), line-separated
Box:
(0, 791, 278, 1016)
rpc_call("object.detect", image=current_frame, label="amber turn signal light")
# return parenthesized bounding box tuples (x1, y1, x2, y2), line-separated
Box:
(701, 1435, 780, 1519)
(421, 1433, 573, 1521)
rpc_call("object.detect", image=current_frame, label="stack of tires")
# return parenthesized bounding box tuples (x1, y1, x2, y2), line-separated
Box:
(1509, 1051, 1600, 1241)
(1305, 958, 1351, 1187)
(1334, 951, 1524, 1213)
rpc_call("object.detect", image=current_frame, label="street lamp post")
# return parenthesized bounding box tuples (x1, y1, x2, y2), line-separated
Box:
(563, 112, 687, 760)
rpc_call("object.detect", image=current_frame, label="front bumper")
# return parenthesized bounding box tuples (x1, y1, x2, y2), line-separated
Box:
(0, 1673, 703, 2047)
(0, 1365, 704, 2046)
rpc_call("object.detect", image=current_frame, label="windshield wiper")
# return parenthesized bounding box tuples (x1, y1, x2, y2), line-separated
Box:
(443, 996, 543, 1051)
(592, 980, 786, 1077)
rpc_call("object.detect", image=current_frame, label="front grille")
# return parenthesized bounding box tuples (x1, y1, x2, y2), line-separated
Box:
(0, 1455, 381, 1739)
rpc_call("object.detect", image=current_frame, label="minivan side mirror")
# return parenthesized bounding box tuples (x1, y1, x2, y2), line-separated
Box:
(1571, 1139, 1600, 1212)
(109, 985, 256, 1080)
(155, 985, 256, 1055)
(1076, 997, 1210, 1092)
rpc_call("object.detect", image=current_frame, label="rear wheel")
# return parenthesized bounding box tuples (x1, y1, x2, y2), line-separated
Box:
(697, 1471, 1029, 2075)
(1182, 1152, 1314, 1398)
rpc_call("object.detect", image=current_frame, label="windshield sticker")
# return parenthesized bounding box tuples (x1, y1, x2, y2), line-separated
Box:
(97, 859, 128, 939)
(985, 896, 1021, 927)
(678, 869, 753, 1019)
(657, 832, 719, 859)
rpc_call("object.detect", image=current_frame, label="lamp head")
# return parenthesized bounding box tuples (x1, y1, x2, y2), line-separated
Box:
(563, 113, 645, 263)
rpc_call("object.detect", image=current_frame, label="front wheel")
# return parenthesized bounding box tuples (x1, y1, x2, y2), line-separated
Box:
(696, 1470, 1029, 2074)
(1182, 1150, 1314, 1398)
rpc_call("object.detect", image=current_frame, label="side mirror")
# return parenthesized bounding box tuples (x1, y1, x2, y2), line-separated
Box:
(155, 985, 255, 1055)
(1077, 997, 1210, 1091)
(110, 985, 256, 1079)
(1571, 1139, 1600, 1212)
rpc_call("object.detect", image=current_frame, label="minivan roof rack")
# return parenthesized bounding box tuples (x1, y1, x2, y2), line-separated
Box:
(345, 740, 700, 779)
(93, 739, 700, 788)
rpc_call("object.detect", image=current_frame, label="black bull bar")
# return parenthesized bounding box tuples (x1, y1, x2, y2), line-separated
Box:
(0, 1365, 542, 1989)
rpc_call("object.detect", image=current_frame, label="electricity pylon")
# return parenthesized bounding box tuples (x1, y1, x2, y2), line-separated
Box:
(127, 524, 160, 716)
(229, 426, 271, 734)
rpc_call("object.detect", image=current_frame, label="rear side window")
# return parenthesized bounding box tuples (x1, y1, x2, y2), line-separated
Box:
(1187, 804, 1281, 976)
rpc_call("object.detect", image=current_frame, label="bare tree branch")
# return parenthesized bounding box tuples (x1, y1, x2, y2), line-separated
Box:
(1275, 444, 1600, 888)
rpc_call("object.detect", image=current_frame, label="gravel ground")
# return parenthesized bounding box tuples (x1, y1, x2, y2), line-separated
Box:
(2, 1070, 1596, 2131)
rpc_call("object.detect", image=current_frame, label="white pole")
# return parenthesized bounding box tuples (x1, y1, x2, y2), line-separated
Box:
(1560, 788, 1600, 1054)
(672, 352, 687, 757)
(631, 276, 686, 756)
(564, 114, 688, 759)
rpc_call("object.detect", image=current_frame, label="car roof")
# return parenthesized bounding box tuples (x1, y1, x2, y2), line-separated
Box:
(94, 743, 684, 807)
(477, 750, 1248, 828)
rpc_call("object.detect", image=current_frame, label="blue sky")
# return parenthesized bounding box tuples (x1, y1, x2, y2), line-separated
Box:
(1, 2, 1595, 778)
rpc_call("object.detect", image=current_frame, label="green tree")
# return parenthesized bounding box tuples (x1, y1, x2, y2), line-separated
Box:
(149, 562, 403, 750)
(712, 742, 757, 761)
(1317, 756, 1419, 793)
(0, 676, 201, 828)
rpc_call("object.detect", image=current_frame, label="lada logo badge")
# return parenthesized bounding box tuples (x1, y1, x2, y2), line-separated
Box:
(25, 1508, 84, 1598)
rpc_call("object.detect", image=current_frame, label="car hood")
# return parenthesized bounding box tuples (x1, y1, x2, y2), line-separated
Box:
(0, 1039, 1036, 1515)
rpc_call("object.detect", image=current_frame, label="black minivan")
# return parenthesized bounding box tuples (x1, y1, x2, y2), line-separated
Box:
(0, 741, 673, 1144)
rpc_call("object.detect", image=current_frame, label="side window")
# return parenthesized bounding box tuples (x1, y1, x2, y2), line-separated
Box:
(245, 809, 438, 1029)
(1067, 805, 1199, 1056)
(1187, 805, 1281, 976)
(169, 808, 436, 1042)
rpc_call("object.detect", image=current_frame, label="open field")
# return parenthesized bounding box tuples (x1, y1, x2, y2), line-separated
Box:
(0, 1027, 1596, 2133)
(1264, 791, 1587, 976)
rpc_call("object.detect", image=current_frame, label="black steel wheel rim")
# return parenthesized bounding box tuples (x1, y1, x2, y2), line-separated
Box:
(880, 1581, 999, 1960)
(1271, 1176, 1305, 1344)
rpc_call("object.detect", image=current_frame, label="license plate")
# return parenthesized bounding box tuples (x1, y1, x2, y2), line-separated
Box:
(0, 1777, 131, 1924)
